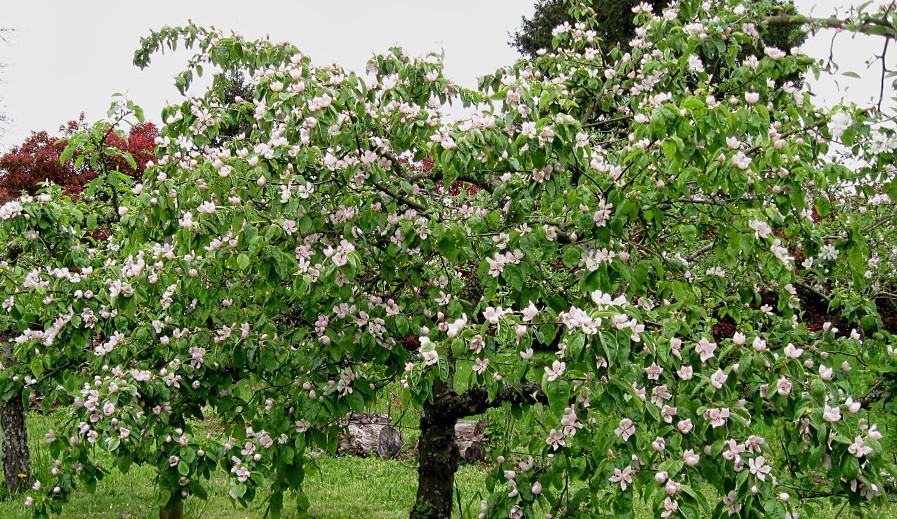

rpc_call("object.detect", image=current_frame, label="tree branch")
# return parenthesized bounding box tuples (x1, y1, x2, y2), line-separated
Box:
(448, 382, 546, 420)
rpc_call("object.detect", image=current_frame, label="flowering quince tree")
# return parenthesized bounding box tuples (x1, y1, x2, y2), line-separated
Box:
(5, 1, 897, 518)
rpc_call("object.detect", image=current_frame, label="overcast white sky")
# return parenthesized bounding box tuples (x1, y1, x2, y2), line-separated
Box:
(0, 0, 892, 153)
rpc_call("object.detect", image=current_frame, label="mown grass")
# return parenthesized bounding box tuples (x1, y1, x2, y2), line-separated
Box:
(2, 383, 897, 518)
(1, 411, 895, 519)
(0, 410, 492, 519)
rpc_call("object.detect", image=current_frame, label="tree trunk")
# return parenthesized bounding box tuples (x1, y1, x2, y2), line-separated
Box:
(1, 388, 30, 493)
(1, 337, 31, 493)
(159, 498, 184, 519)
(411, 397, 459, 519)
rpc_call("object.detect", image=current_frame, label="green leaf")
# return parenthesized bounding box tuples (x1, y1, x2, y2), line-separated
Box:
(231, 483, 247, 499)
(814, 196, 831, 217)
(562, 246, 581, 268)
(544, 380, 571, 417)
(30, 357, 44, 378)
(763, 498, 787, 519)
(236, 254, 250, 270)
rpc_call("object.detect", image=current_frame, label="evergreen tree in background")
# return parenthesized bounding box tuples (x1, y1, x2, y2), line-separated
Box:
(511, 0, 806, 61)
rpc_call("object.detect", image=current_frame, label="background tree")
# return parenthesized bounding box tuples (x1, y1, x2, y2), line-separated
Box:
(511, 0, 670, 58)
(0, 110, 155, 494)
(0, 117, 157, 203)
(510, 0, 804, 59)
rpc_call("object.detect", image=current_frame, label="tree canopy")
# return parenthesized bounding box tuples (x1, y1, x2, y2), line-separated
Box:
(1, 1, 897, 518)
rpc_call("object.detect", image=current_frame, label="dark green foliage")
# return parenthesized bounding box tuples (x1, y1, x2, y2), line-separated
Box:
(511, 0, 805, 61)
(510, 0, 670, 58)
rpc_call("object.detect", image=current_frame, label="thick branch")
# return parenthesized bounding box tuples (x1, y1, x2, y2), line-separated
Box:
(371, 180, 427, 212)
(448, 382, 546, 420)
(764, 13, 897, 40)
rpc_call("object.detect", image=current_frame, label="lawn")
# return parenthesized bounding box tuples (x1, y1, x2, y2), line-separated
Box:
(1, 401, 895, 519)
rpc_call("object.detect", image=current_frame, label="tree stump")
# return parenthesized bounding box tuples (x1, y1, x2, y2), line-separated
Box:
(337, 413, 403, 459)
(455, 419, 487, 463)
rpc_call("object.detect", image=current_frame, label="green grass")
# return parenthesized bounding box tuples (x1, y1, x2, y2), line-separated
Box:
(1, 410, 896, 518)
(0, 412, 489, 519)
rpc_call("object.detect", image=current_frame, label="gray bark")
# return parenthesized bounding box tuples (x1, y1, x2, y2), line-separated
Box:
(0, 340, 30, 493)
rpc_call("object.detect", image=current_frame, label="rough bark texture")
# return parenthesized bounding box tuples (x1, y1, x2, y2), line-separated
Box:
(1, 389, 31, 493)
(411, 397, 459, 519)
(338, 412, 404, 459)
(159, 499, 184, 519)
(1, 338, 30, 493)
(410, 383, 545, 518)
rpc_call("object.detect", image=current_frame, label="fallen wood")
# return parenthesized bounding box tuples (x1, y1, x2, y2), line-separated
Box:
(337, 412, 404, 459)
(455, 418, 487, 463)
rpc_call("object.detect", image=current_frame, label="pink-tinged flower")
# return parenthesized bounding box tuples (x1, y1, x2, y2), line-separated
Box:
(704, 407, 730, 428)
(652, 437, 666, 452)
(868, 425, 883, 441)
(545, 360, 566, 381)
(655, 471, 668, 483)
(472, 358, 489, 375)
(615, 418, 636, 441)
(282, 219, 297, 235)
(446, 315, 467, 339)
(482, 306, 507, 324)
(677, 419, 693, 434)
(722, 439, 745, 461)
(645, 363, 663, 380)
(695, 337, 717, 363)
(783, 343, 803, 359)
(749, 219, 772, 239)
(546, 429, 566, 450)
(723, 491, 742, 515)
(732, 151, 752, 169)
(683, 449, 700, 467)
(752, 337, 767, 351)
(632, 382, 647, 401)
(521, 301, 540, 322)
(469, 335, 485, 354)
(651, 385, 672, 407)
(661, 497, 679, 518)
(531, 481, 542, 495)
(486, 257, 504, 277)
(764, 46, 786, 59)
(776, 376, 792, 396)
(670, 337, 683, 359)
(677, 365, 694, 380)
(609, 465, 634, 491)
(665, 479, 681, 495)
(819, 364, 834, 381)
(421, 350, 439, 366)
(710, 368, 728, 389)
(848, 436, 873, 458)
(661, 405, 677, 424)
(822, 404, 841, 423)
(744, 92, 760, 104)
(732, 332, 746, 345)
(745, 435, 766, 453)
(748, 455, 771, 481)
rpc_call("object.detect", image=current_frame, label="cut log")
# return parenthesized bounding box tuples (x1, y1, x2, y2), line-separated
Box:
(455, 419, 487, 463)
(337, 413, 403, 459)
